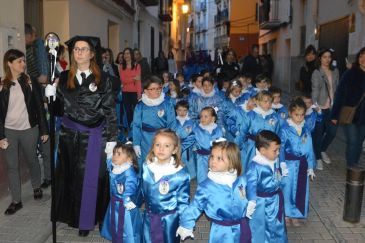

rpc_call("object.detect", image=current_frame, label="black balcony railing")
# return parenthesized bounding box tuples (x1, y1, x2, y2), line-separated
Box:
(214, 8, 229, 25)
(201, 2, 207, 11)
(259, 0, 282, 29)
(140, 0, 159, 6)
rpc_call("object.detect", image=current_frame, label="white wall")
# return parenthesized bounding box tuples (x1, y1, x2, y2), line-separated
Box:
(43, 0, 70, 43)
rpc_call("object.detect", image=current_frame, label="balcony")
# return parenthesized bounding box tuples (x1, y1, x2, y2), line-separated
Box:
(159, 0, 173, 22)
(201, 2, 207, 12)
(140, 0, 159, 6)
(214, 35, 228, 48)
(259, 0, 284, 30)
(214, 8, 229, 25)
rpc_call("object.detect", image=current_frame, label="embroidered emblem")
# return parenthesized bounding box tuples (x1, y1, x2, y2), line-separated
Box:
(302, 134, 307, 144)
(238, 185, 246, 199)
(185, 126, 192, 134)
(268, 118, 276, 126)
(157, 109, 165, 117)
(89, 82, 97, 92)
(280, 112, 286, 119)
(159, 180, 169, 195)
(117, 183, 124, 194)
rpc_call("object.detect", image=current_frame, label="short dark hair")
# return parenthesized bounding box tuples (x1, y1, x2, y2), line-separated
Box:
(269, 86, 282, 95)
(24, 23, 33, 35)
(304, 45, 317, 56)
(113, 142, 138, 172)
(143, 75, 162, 90)
(288, 97, 306, 113)
(255, 74, 270, 85)
(255, 130, 281, 150)
(202, 77, 214, 86)
(176, 100, 189, 110)
(200, 106, 218, 123)
(353, 47, 365, 69)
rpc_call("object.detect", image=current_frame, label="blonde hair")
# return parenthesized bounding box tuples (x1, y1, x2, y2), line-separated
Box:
(211, 141, 242, 175)
(146, 129, 183, 168)
(255, 90, 273, 102)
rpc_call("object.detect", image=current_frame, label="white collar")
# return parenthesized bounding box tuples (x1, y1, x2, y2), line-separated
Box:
(287, 118, 305, 135)
(112, 161, 132, 175)
(230, 94, 239, 103)
(163, 82, 169, 88)
(192, 87, 202, 95)
(170, 91, 177, 98)
(76, 69, 92, 85)
(207, 169, 237, 188)
(201, 89, 215, 98)
(253, 106, 274, 118)
(306, 104, 318, 115)
(240, 100, 250, 112)
(176, 114, 190, 126)
(242, 89, 249, 94)
(199, 122, 217, 134)
(141, 92, 165, 106)
(252, 149, 277, 172)
(272, 103, 283, 109)
(147, 157, 183, 182)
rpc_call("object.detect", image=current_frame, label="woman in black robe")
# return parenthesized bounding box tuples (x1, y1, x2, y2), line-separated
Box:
(49, 36, 117, 236)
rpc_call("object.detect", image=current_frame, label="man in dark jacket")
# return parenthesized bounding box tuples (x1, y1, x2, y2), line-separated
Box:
(241, 44, 263, 79)
(134, 48, 151, 85)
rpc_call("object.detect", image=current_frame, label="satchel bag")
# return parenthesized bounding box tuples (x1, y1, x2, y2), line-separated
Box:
(338, 93, 365, 125)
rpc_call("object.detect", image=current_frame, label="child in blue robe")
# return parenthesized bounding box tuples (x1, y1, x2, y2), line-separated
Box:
(166, 79, 184, 106)
(101, 142, 142, 243)
(302, 94, 322, 132)
(279, 98, 316, 226)
(177, 141, 255, 243)
(250, 74, 270, 98)
(142, 129, 190, 243)
(175, 100, 196, 179)
(189, 77, 226, 128)
(132, 76, 177, 175)
(236, 91, 281, 172)
(270, 86, 289, 127)
(246, 130, 288, 243)
(182, 107, 225, 183)
(187, 74, 203, 104)
(162, 71, 171, 94)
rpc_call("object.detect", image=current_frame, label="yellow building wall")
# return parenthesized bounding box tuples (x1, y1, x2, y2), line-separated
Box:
(230, 0, 258, 34)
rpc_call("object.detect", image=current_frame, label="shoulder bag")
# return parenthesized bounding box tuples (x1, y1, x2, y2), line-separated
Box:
(338, 92, 365, 125)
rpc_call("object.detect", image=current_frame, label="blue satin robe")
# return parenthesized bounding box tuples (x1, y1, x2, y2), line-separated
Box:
(180, 176, 251, 243)
(225, 105, 249, 142)
(223, 96, 249, 141)
(246, 161, 288, 243)
(279, 121, 315, 218)
(101, 159, 142, 242)
(176, 118, 197, 179)
(132, 98, 177, 174)
(182, 124, 225, 183)
(189, 92, 227, 127)
(236, 110, 281, 172)
(142, 163, 190, 243)
(273, 105, 289, 128)
(305, 109, 322, 132)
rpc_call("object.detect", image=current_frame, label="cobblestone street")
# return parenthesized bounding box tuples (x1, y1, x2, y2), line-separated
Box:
(0, 129, 364, 243)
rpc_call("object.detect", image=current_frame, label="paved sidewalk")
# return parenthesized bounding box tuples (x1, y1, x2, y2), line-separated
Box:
(0, 129, 364, 243)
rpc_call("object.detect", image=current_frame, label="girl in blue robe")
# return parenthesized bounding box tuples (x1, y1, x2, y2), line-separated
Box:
(166, 79, 184, 106)
(101, 142, 142, 243)
(132, 76, 177, 175)
(187, 74, 203, 104)
(279, 98, 316, 226)
(246, 130, 288, 243)
(270, 87, 289, 128)
(236, 91, 280, 172)
(177, 141, 255, 243)
(141, 129, 190, 243)
(162, 71, 171, 94)
(189, 77, 227, 128)
(302, 94, 322, 132)
(175, 100, 196, 179)
(182, 107, 225, 184)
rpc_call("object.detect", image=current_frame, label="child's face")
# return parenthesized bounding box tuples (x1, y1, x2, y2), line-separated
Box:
(302, 97, 313, 109)
(145, 83, 162, 99)
(153, 135, 177, 163)
(247, 98, 256, 110)
(257, 96, 272, 111)
(272, 93, 281, 104)
(176, 106, 188, 117)
(238, 78, 248, 89)
(231, 86, 242, 97)
(112, 148, 131, 165)
(162, 73, 169, 82)
(202, 81, 214, 94)
(222, 81, 230, 90)
(177, 75, 184, 83)
(256, 80, 268, 90)
(169, 81, 176, 92)
(200, 110, 215, 125)
(209, 147, 230, 172)
(195, 76, 203, 89)
(290, 107, 305, 124)
(259, 142, 280, 161)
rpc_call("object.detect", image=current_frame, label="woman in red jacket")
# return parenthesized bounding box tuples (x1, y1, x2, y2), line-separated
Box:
(119, 47, 141, 129)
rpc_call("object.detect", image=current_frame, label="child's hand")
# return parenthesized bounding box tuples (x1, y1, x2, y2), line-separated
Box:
(176, 226, 194, 241)
(280, 162, 289, 177)
(307, 169, 316, 181)
(105, 141, 117, 159)
(133, 145, 141, 158)
(124, 201, 136, 210)
(246, 200, 256, 219)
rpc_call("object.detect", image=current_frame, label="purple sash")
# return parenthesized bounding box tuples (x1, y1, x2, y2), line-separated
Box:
(247, 134, 255, 141)
(257, 189, 284, 222)
(62, 116, 104, 230)
(285, 153, 308, 215)
(142, 123, 159, 132)
(196, 148, 211, 155)
(111, 196, 125, 243)
(207, 216, 251, 243)
(148, 209, 176, 243)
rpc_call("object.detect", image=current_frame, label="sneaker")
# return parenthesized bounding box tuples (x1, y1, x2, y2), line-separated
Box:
(33, 188, 43, 200)
(316, 159, 323, 170)
(4, 201, 23, 215)
(321, 152, 331, 164)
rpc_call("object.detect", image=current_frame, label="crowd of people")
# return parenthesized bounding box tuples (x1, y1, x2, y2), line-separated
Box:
(0, 23, 365, 242)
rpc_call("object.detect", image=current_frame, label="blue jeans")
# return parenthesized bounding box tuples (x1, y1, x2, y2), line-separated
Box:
(312, 109, 338, 159)
(343, 124, 365, 167)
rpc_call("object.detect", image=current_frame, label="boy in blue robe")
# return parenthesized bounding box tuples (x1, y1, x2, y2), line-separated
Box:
(246, 130, 288, 243)
(270, 86, 288, 127)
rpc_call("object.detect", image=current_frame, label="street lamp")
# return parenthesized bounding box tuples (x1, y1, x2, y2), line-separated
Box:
(182, 4, 189, 14)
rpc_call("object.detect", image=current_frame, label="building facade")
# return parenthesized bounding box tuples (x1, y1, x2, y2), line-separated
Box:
(258, 0, 365, 93)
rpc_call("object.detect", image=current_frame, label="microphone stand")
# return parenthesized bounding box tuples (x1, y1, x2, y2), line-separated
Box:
(44, 32, 60, 243)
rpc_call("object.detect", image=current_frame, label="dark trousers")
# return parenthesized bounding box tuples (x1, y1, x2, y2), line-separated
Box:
(343, 124, 365, 167)
(122, 92, 138, 129)
(312, 109, 338, 159)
